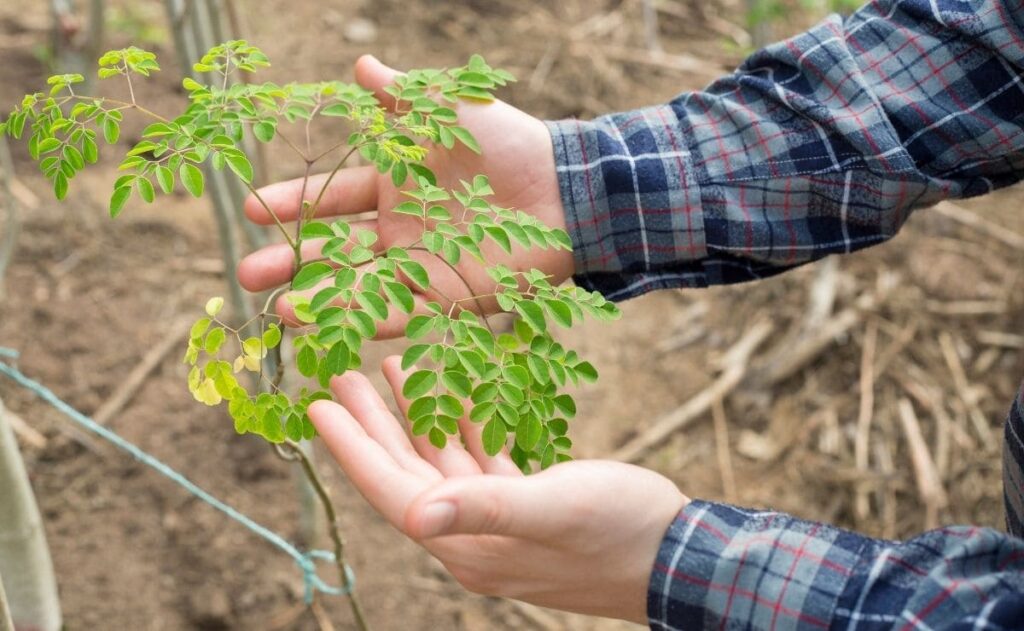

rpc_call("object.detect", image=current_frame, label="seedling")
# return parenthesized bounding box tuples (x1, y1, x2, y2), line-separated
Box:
(2, 41, 620, 626)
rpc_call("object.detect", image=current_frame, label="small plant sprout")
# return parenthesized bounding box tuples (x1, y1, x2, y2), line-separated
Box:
(2, 41, 620, 626)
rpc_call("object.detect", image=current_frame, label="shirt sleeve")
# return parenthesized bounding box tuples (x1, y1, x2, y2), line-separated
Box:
(647, 500, 1024, 630)
(546, 0, 1024, 301)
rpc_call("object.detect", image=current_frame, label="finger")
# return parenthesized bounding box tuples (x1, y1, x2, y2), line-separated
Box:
(354, 54, 402, 112)
(237, 222, 376, 292)
(404, 475, 566, 540)
(308, 400, 427, 526)
(243, 167, 380, 226)
(381, 355, 481, 477)
(329, 371, 440, 480)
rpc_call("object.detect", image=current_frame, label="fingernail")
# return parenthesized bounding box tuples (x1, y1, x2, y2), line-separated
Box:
(419, 501, 456, 537)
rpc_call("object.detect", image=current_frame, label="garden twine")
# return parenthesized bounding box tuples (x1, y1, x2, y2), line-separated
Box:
(0, 347, 353, 604)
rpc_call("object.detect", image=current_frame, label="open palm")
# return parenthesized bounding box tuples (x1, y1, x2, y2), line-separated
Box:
(309, 356, 687, 623)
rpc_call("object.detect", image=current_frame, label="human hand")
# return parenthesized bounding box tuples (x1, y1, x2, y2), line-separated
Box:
(237, 55, 573, 337)
(308, 356, 689, 623)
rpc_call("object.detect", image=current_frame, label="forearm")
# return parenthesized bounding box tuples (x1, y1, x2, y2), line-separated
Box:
(548, 0, 1024, 301)
(648, 500, 1024, 630)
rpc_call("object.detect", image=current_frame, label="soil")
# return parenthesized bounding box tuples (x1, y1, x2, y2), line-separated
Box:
(1, 1, 1021, 630)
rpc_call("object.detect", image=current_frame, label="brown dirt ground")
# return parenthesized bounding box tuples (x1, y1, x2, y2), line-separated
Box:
(1, 1, 1022, 630)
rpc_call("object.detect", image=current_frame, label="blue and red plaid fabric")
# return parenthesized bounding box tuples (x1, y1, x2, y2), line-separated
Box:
(546, 0, 1024, 628)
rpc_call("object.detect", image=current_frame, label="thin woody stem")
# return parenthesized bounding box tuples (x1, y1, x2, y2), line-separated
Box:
(63, 94, 296, 249)
(406, 246, 495, 335)
(282, 440, 370, 631)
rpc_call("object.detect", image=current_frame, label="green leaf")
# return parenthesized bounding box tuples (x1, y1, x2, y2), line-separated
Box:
(253, 120, 276, 142)
(481, 419, 507, 456)
(204, 327, 226, 354)
(391, 161, 407, 187)
(436, 394, 464, 418)
(205, 296, 225, 316)
(297, 345, 318, 377)
(503, 365, 529, 389)
(301, 221, 334, 239)
(409, 163, 436, 185)
(155, 165, 174, 194)
(402, 344, 431, 370)
(497, 382, 524, 406)
(428, 428, 447, 449)
(485, 226, 511, 253)
(103, 117, 120, 144)
(515, 301, 547, 333)
(411, 415, 434, 436)
(405, 315, 434, 339)
(398, 260, 430, 290)
(383, 281, 415, 314)
(37, 137, 60, 154)
(408, 396, 436, 421)
(548, 418, 569, 436)
(575, 361, 599, 383)
(441, 370, 472, 398)
(540, 444, 556, 469)
(225, 151, 254, 183)
(553, 394, 577, 418)
(545, 299, 573, 328)
(136, 177, 155, 203)
(320, 103, 351, 117)
(293, 262, 334, 290)
(262, 324, 282, 348)
(180, 163, 204, 197)
(403, 370, 437, 399)
(53, 173, 69, 200)
(515, 414, 543, 451)
(469, 402, 496, 423)
(324, 343, 349, 376)
(355, 291, 388, 321)
(285, 415, 303, 441)
(527, 355, 549, 384)
(348, 309, 377, 338)
(450, 126, 481, 153)
(109, 184, 132, 216)
(310, 287, 343, 312)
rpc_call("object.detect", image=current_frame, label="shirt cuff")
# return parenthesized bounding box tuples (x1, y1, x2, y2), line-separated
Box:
(544, 107, 706, 299)
(647, 500, 863, 630)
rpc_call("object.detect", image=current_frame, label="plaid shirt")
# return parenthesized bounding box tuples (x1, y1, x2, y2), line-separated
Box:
(546, 0, 1024, 628)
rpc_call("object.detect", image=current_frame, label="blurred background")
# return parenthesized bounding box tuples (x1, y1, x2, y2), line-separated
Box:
(0, 0, 1022, 629)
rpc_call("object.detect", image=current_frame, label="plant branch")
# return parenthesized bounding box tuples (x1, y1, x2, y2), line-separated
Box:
(308, 144, 362, 218)
(407, 246, 494, 334)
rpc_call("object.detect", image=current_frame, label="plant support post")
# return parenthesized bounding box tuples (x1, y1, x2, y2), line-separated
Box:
(0, 398, 62, 631)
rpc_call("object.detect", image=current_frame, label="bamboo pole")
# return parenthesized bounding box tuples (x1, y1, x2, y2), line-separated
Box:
(164, 0, 253, 326)
(0, 138, 18, 300)
(0, 575, 14, 631)
(164, 0, 321, 551)
(0, 398, 62, 631)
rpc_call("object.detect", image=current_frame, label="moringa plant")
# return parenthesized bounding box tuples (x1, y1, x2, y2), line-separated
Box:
(1, 41, 619, 627)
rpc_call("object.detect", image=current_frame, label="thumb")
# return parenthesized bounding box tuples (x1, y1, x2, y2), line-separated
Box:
(405, 475, 565, 540)
(354, 54, 402, 111)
